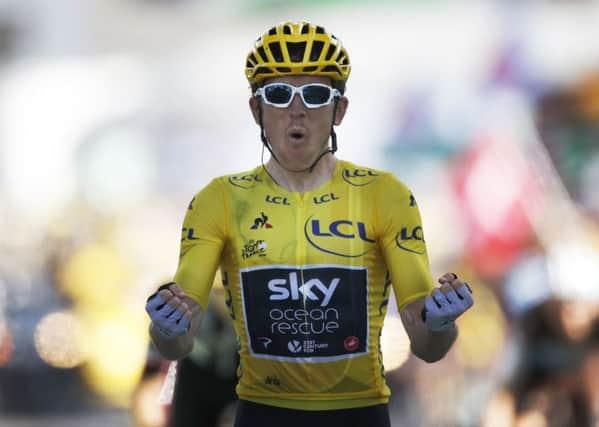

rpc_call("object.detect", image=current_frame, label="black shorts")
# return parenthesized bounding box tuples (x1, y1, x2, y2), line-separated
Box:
(234, 400, 391, 427)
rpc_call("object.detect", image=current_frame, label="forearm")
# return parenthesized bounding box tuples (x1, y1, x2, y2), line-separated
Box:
(400, 297, 459, 363)
(149, 323, 195, 360)
(409, 322, 458, 363)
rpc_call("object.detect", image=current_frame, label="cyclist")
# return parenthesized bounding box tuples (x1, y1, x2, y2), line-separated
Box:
(146, 21, 474, 427)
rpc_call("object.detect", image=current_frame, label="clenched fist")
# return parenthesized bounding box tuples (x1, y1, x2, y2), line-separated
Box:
(422, 273, 474, 332)
(145, 283, 193, 338)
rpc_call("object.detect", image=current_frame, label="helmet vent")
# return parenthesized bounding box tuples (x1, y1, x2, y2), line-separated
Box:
(248, 53, 257, 64)
(255, 67, 273, 75)
(325, 44, 336, 61)
(269, 42, 283, 62)
(283, 25, 292, 35)
(301, 24, 309, 34)
(322, 65, 338, 73)
(276, 67, 291, 72)
(303, 66, 317, 72)
(287, 42, 307, 62)
(310, 41, 325, 61)
(338, 53, 349, 65)
(268, 27, 276, 36)
(256, 46, 267, 62)
(315, 26, 325, 34)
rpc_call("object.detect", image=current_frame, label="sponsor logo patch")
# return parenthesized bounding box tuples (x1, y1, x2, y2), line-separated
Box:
(304, 216, 376, 258)
(409, 193, 417, 207)
(313, 192, 340, 205)
(266, 195, 291, 206)
(395, 226, 426, 254)
(181, 227, 200, 241)
(228, 173, 262, 189)
(344, 336, 360, 352)
(242, 239, 268, 259)
(342, 168, 379, 187)
(250, 212, 273, 229)
(240, 265, 368, 362)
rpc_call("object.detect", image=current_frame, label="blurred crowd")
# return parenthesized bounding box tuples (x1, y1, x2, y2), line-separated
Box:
(0, 2, 598, 427)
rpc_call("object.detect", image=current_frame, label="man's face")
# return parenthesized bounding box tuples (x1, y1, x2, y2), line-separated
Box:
(249, 75, 348, 171)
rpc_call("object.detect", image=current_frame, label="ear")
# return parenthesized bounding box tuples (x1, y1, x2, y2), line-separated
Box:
(249, 97, 261, 125)
(333, 96, 349, 126)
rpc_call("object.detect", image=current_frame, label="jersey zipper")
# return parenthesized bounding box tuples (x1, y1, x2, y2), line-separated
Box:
(295, 191, 314, 386)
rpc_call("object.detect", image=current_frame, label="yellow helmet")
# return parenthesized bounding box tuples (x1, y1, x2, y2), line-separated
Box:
(245, 21, 351, 89)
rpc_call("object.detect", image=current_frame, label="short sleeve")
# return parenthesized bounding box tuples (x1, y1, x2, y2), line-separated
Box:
(173, 178, 227, 310)
(377, 174, 434, 309)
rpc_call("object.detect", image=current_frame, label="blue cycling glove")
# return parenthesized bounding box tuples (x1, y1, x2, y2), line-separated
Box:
(422, 282, 473, 332)
(145, 283, 191, 339)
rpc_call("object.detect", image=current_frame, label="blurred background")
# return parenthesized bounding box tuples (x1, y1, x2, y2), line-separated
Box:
(1, 1, 598, 426)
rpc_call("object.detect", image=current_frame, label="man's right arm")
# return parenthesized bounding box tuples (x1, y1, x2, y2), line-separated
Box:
(146, 283, 204, 360)
(150, 180, 226, 359)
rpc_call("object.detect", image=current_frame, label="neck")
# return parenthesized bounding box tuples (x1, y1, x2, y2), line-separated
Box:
(265, 154, 337, 193)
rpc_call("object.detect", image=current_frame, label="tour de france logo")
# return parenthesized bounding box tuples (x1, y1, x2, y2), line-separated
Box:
(241, 239, 268, 260)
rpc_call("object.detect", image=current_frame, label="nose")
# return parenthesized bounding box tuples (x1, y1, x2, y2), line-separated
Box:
(288, 93, 306, 115)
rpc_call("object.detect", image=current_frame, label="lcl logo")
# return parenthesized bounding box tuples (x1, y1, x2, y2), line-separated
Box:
(265, 195, 291, 205)
(228, 174, 262, 189)
(310, 220, 375, 242)
(313, 193, 340, 205)
(181, 227, 200, 241)
(304, 216, 376, 257)
(395, 226, 425, 254)
(342, 169, 379, 187)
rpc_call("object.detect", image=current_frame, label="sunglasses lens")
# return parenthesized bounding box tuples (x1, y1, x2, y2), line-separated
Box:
(302, 85, 331, 105)
(264, 84, 293, 105)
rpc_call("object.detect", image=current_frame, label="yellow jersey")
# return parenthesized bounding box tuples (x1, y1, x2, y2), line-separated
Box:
(174, 159, 434, 410)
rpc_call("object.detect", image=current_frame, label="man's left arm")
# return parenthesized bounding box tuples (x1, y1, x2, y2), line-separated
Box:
(399, 273, 473, 363)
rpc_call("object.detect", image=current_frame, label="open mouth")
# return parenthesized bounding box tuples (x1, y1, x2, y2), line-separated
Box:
(287, 128, 306, 143)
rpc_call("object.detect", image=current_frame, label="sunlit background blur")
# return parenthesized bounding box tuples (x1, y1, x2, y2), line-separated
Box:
(1, 1, 598, 426)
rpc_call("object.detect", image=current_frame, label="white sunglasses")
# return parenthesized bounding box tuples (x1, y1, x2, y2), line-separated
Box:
(254, 83, 341, 109)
